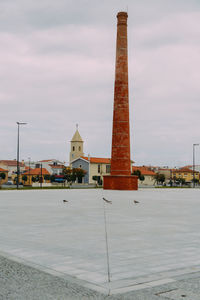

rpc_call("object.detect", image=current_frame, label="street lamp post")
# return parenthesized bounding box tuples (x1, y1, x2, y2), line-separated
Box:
(16, 122, 27, 189)
(40, 163, 43, 188)
(28, 157, 31, 186)
(193, 143, 199, 188)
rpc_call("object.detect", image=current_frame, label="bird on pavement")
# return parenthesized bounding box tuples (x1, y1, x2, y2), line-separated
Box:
(134, 200, 140, 204)
(103, 197, 112, 204)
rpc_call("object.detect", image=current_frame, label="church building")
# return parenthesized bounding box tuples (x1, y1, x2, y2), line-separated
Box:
(69, 127, 111, 184)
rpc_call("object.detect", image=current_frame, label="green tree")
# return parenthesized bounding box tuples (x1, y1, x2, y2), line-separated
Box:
(0, 172, 6, 180)
(176, 178, 186, 185)
(92, 175, 102, 186)
(32, 176, 37, 183)
(63, 167, 72, 182)
(92, 175, 98, 183)
(73, 168, 86, 183)
(22, 175, 28, 185)
(155, 173, 166, 185)
(132, 170, 145, 181)
(0, 172, 6, 187)
(192, 178, 199, 184)
(44, 174, 50, 181)
(50, 175, 56, 182)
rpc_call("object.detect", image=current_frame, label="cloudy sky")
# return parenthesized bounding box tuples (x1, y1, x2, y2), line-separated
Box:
(1, 0, 200, 167)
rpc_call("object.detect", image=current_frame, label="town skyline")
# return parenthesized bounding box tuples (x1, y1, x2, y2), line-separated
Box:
(1, 0, 200, 167)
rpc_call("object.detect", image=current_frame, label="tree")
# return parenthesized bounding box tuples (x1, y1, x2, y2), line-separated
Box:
(44, 174, 50, 181)
(63, 167, 86, 184)
(0, 172, 6, 180)
(192, 178, 199, 184)
(22, 175, 28, 185)
(73, 168, 86, 183)
(132, 170, 145, 181)
(92, 175, 98, 183)
(0, 172, 6, 187)
(92, 175, 102, 186)
(50, 175, 56, 182)
(176, 178, 186, 185)
(155, 173, 165, 185)
(63, 167, 72, 183)
(32, 176, 37, 183)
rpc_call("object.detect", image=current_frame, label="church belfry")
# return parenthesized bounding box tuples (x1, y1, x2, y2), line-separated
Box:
(69, 124, 84, 164)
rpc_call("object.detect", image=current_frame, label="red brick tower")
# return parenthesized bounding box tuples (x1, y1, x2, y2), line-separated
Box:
(103, 12, 138, 190)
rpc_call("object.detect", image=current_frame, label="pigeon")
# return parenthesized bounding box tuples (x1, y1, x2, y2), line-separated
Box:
(103, 197, 112, 204)
(63, 200, 68, 203)
(134, 200, 139, 204)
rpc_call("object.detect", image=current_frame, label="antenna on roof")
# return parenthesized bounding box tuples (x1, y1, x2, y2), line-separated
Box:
(76, 123, 78, 130)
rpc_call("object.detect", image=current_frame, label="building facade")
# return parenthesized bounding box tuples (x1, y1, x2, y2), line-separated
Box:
(69, 127, 84, 164)
(132, 166, 156, 186)
(71, 156, 111, 184)
(0, 167, 9, 184)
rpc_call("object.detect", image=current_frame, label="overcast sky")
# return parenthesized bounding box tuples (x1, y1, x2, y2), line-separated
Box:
(1, 0, 200, 167)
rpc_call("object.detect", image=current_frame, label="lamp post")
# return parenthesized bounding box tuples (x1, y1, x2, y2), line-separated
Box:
(16, 122, 27, 189)
(40, 163, 43, 188)
(28, 157, 31, 186)
(193, 143, 199, 188)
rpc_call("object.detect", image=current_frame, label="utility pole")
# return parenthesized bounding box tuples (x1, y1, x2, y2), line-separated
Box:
(16, 122, 27, 189)
(193, 144, 199, 188)
(40, 163, 43, 188)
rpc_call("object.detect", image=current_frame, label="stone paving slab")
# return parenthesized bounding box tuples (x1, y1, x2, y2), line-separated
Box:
(0, 188, 200, 295)
(1, 254, 200, 299)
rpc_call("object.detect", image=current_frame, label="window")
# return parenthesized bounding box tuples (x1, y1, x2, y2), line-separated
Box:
(72, 146, 75, 151)
(106, 165, 110, 173)
(98, 164, 101, 173)
(79, 165, 82, 168)
(79, 146, 81, 151)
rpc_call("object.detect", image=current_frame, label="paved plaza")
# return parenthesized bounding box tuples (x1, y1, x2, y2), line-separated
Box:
(0, 188, 200, 296)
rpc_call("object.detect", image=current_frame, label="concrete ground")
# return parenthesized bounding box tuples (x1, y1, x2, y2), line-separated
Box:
(1, 253, 200, 300)
(0, 189, 200, 298)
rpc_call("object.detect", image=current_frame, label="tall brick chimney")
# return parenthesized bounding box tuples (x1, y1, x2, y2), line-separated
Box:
(103, 12, 138, 190)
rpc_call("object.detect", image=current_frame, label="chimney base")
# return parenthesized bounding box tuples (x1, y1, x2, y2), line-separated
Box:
(103, 175, 138, 190)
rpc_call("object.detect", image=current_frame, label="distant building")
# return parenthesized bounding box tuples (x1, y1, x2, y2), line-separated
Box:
(132, 166, 156, 186)
(172, 167, 200, 183)
(0, 167, 9, 184)
(21, 168, 50, 186)
(0, 160, 25, 180)
(184, 165, 200, 172)
(71, 156, 111, 184)
(37, 159, 64, 175)
(69, 126, 84, 164)
(157, 168, 171, 181)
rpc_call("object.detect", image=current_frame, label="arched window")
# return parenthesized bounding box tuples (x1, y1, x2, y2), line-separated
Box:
(73, 146, 75, 151)
(79, 146, 81, 151)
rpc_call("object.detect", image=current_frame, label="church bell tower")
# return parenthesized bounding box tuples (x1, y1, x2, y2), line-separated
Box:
(69, 124, 84, 164)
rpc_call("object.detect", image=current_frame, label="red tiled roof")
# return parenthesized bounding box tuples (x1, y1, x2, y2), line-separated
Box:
(0, 160, 24, 167)
(24, 166, 32, 171)
(0, 167, 8, 172)
(49, 164, 65, 169)
(173, 167, 197, 173)
(23, 168, 50, 175)
(81, 157, 111, 164)
(132, 166, 156, 176)
(39, 159, 54, 162)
